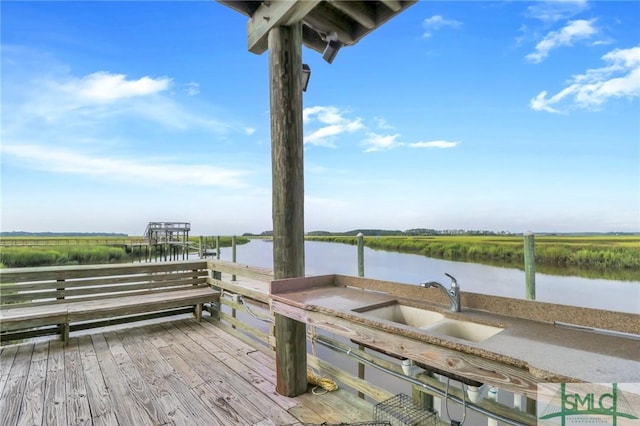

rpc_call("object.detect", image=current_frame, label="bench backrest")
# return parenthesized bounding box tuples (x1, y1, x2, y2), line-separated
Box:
(0, 260, 209, 308)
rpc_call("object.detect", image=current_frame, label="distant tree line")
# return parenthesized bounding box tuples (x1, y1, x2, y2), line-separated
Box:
(1, 232, 129, 237)
(244, 229, 516, 237)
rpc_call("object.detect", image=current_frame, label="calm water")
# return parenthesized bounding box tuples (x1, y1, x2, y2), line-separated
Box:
(219, 239, 640, 314)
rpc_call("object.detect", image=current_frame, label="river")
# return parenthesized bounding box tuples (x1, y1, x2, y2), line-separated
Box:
(218, 239, 639, 314)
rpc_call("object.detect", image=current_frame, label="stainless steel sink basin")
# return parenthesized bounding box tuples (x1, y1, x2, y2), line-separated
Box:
(427, 319, 504, 342)
(354, 301, 504, 342)
(354, 302, 444, 329)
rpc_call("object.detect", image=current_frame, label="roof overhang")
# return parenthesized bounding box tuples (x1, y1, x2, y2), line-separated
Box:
(217, 0, 417, 56)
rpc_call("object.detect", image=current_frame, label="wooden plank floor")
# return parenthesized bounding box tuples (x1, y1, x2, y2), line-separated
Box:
(0, 318, 374, 426)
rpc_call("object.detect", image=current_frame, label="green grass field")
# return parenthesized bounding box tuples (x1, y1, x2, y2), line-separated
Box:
(0, 236, 248, 268)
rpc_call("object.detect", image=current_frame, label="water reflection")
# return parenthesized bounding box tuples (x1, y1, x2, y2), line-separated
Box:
(220, 240, 640, 314)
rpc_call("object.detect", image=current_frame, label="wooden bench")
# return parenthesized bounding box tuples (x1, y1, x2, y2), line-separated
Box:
(0, 260, 219, 343)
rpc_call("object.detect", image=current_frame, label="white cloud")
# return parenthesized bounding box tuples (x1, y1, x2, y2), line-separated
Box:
(374, 116, 394, 129)
(422, 15, 462, 39)
(1, 144, 249, 188)
(244, 127, 256, 136)
(526, 0, 589, 23)
(530, 45, 640, 113)
(526, 19, 598, 63)
(57, 71, 171, 103)
(3, 66, 249, 135)
(361, 133, 402, 152)
(409, 140, 458, 149)
(185, 82, 200, 96)
(303, 106, 364, 147)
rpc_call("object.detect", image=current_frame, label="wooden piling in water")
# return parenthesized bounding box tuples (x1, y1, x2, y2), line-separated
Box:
(524, 232, 536, 300)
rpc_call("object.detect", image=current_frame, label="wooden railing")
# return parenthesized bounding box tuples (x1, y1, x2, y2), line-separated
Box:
(1, 259, 537, 425)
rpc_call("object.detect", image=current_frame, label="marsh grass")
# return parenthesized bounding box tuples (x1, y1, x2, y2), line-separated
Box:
(0, 236, 250, 268)
(305, 235, 640, 280)
(0, 246, 131, 267)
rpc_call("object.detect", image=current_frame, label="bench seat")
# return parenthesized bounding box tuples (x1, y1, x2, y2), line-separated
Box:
(1, 286, 220, 331)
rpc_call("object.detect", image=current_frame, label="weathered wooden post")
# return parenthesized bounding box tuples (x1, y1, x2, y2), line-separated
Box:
(356, 232, 365, 398)
(216, 235, 220, 260)
(524, 231, 535, 300)
(198, 236, 203, 259)
(357, 232, 365, 277)
(216, 0, 416, 400)
(269, 22, 307, 398)
(523, 232, 537, 415)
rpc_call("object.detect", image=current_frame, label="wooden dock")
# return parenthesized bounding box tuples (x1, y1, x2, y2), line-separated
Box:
(0, 317, 374, 426)
(1, 258, 545, 426)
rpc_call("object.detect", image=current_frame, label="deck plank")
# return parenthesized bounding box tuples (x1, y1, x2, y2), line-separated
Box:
(194, 318, 374, 423)
(186, 324, 329, 425)
(64, 339, 91, 426)
(0, 345, 18, 398)
(175, 320, 304, 425)
(91, 333, 155, 426)
(117, 327, 220, 425)
(0, 343, 34, 426)
(158, 323, 274, 424)
(0, 317, 374, 426)
(17, 341, 49, 426)
(43, 341, 67, 426)
(77, 335, 117, 426)
(103, 331, 169, 425)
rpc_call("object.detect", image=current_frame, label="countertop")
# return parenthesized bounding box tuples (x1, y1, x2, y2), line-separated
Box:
(270, 275, 640, 384)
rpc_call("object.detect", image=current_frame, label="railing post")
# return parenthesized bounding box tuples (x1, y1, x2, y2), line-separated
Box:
(57, 278, 65, 338)
(232, 235, 237, 281)
(216, 236, 221, 260)
(524, 231, 535, 300)
(199, 236, 203, 259)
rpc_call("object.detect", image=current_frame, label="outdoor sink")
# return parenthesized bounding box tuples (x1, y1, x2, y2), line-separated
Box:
(354, 301, 504, 343)
(427, 319, 504, 342)
(354, 302, 444, 329)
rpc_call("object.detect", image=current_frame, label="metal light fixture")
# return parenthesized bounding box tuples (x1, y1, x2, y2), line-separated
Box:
(302, 63, 311, 92)
(322, 39, 342, 64)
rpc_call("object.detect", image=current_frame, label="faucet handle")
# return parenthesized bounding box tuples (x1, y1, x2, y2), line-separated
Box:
(444, 273, 458, 288)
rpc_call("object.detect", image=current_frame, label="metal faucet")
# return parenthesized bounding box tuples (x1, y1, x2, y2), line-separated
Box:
(420, 273, 461, 312)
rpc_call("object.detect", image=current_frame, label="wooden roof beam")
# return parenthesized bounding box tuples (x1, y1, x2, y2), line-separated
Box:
(248, 0, 322, 54)
(304, 2, 356, 46)
(327, 1, 376, 29)
(380, 0, 402, 12)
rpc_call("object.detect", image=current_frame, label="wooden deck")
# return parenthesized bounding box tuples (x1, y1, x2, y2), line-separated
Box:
(0, 318, 374, 426)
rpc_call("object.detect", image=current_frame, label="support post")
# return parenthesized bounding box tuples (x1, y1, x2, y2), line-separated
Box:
(524, 231, 535, 300)
(269, 23, 307, 398)
(356, 232, 365, 398)
(199, 236, 203, 259)
(216, 236, 221, 260)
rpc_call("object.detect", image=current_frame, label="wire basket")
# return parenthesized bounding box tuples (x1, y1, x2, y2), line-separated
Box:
(374, 394, 437, 426)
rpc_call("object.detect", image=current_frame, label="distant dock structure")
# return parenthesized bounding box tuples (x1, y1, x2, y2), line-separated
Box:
(144, 221, 191, 245)
(143, 221, 192, 261)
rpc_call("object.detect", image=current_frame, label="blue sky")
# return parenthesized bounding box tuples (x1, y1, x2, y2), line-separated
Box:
(1, 1, 639, 235)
